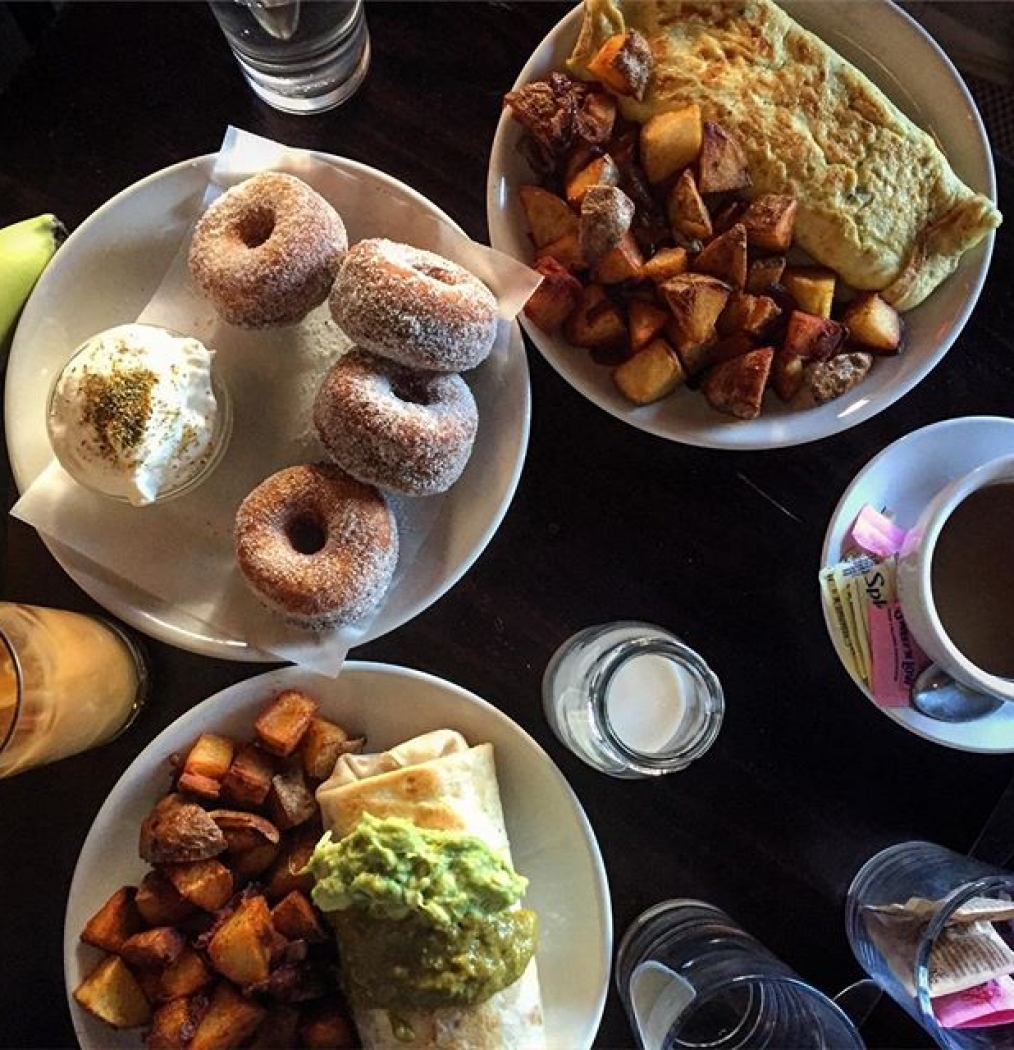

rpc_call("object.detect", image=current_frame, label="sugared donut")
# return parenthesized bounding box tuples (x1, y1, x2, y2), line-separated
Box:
(189, 172, 348, 329)
(314, 349, 478, 496)
(329, 239, 499, 372)
(235, 464, 398, 629)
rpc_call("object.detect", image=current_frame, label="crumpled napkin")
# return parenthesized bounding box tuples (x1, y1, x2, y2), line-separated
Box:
(13, 126, 541, 673)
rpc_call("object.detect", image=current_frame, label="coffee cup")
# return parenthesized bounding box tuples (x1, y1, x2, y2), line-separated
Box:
(896, 453, 1014, 702)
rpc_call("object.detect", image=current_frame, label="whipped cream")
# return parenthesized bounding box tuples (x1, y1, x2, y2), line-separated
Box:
(47, 324, 224, 505)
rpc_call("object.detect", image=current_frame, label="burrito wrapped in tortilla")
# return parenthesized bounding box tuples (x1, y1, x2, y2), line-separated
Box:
(307, 730, 546, 1049)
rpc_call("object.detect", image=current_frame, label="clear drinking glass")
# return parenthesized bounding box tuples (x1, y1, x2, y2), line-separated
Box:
(617, 900, 866, 1049)
(0, 603, 147, 777)
(209, 0, 370, 114)
(846, 841, 1014, 1048)
(542, 622, 724, 778)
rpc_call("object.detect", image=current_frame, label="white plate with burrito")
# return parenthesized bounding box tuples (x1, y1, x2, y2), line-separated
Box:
(486, 0, 997, 449)
(7, 145, 531, 663)
(64, 662, 612, 1049)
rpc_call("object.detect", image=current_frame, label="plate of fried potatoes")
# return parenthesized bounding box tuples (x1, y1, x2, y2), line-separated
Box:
(487, 1, 998, 449)
(64, 662, 611, 1049)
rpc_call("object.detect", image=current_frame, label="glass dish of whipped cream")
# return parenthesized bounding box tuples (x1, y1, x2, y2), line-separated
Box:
(46, 323, 232, 506)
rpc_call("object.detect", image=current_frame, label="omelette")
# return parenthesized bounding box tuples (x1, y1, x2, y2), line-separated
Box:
(567, 0, 1002, 310)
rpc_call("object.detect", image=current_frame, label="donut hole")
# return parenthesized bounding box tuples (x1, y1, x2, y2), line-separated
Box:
(391, 373, 433, 406)
(286, 512, 328, 555)
(237, 206, 276, 250)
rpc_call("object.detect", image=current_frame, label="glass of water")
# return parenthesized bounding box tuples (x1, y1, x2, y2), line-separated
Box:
(617, 900, 865, 1050)
(209, 0, 370, 114)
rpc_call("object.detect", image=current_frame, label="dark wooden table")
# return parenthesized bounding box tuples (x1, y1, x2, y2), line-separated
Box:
(1, 3, 1013, 1047)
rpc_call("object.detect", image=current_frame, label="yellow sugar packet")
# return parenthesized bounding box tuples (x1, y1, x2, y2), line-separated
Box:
(834, 555, 879, 684)
(819, 564, 864, 683)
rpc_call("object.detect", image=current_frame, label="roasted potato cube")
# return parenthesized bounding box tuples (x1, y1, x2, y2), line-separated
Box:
(782, 267, 836, 318)
(693, 223, 747, 290)
(177, 772, 223, 802)
(268, 764, 317, 831)
(301, 718, 362, 781)
(518, 185, 578, 249)
(271, 890, 327, 943)
(641, 246, 689, 285)
(697, 121, 751, 194)
(580, 184, 635, 266)
(183, 734, 235, 782)
(81, 886, 143, 954)
(147, 996, 204, 1050)
(120, 927, 187, 971)
(189, 982, 267, 1050)
(710, 332, 756, 365)
(594, 230, 644, 284)
(208, 894, 277, 986)
(667, 169, 712, 241)
(841, 292, 903, 353)
(746, 255, 787, 294)
(717, 292, 781, 339)
(639, 104, 702, 184)
(140, 794, 227, 865)
(163, 859, 233, 912)
(660, 272, 731, 353)
(783, 310, 848, 362)
(613, 338, 686, 405)
(537, 228, 585, 272)
(702, 347, 774, 420)
(255, 690, 319, 757)
(300, 1002, 357, 1049)
(667, 327, 719, 376)
(156, 948, 214, 1003)
(628, 299, 670, 352)
(771, 349, 807, 402)
(741, 194, 798, 252)
(563, 283, 627, 352)
(136, 871, 196, 927)
(264, 830, 319, 902)
(564, 153, 621, 209)
(74, 955, 152, 1029)
(233, 840, 284, 880)
(222, 744, 275, 808)
(809, 352, 875, 404)
(585, 29, 653, 100)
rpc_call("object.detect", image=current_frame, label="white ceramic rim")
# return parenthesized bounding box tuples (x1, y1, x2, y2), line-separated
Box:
(486, 1, 997, 450)
(6, 153, 531, 661)
(904, 452, 1014, 701)
(820, 416, 1014, 753)
(62, 660, 613, 1049)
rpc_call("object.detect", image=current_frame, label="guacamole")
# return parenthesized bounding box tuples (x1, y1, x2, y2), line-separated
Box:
(304, 814, 538, 1011)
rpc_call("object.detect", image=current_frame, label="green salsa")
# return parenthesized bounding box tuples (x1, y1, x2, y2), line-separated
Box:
(304, 814, 538, 1011)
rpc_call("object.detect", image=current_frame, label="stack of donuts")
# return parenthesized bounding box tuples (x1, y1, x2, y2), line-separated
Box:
(187, 171, 499, 630)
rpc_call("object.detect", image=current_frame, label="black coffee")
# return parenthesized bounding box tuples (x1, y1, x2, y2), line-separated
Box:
(931, 482, 1014, 678)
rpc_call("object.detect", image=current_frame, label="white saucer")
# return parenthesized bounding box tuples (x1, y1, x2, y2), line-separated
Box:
(821, 416, 1014, 753)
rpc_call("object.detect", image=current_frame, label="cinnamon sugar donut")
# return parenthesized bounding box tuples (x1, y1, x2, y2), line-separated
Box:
(235, 464, 397, 629)
(314, 349, 478, 496)
(189, 172, 348, 329)
(329, 239, 499, 372)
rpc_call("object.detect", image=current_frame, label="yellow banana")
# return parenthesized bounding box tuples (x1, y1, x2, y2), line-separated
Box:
(0, 213, 67, 357)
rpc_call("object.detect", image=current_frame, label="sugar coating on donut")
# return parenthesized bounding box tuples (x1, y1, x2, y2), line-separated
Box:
(235, 463, 398, 629)
(314, 349, 478, 496)
(189, 172, 348, 329)
(329, 239, 499, 372)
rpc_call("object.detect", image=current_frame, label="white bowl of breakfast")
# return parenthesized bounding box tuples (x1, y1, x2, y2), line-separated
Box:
(46, 323, 232, 505)
(64, 663, 611, 1049)
(486, 0, 1001, 449)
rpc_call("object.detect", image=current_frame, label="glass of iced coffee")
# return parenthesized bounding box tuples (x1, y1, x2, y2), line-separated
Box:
(0, 603, 148, 777)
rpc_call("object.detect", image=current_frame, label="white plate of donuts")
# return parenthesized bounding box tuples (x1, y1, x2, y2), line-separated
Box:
(6, 130, 535, 663)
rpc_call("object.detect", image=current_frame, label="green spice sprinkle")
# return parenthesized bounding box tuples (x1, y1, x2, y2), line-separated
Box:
(80, 366, 158, 462)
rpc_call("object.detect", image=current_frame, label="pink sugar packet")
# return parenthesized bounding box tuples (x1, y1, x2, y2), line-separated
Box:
(850, 505, 909, 558)
(934, 976, 1014, 1029)
(869, 600, 930, 707)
